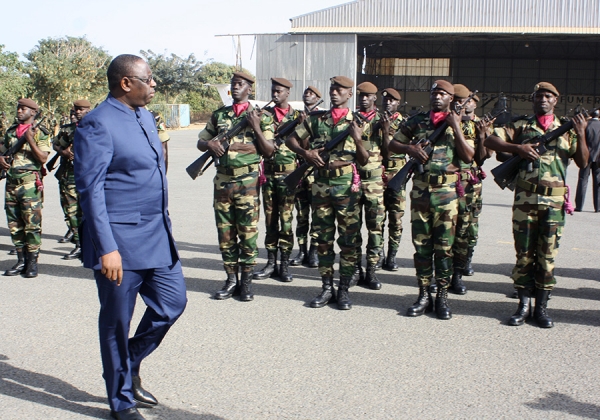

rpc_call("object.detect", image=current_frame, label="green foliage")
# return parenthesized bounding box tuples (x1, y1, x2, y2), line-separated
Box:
(24, 36, 111, 115)
(0, 45, 31, 115)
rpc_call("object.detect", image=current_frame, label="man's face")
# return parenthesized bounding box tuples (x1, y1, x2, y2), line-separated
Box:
(430, 89, 453, 112)
(74, 106, 90, 122)
(329, 84, 352, 107)
(358, 93, 377, 112)
(464, 98, 477, 114)
(271, 85, 289, 106)
(533, 90, 557, 115)
(124, 61, 156, 108)
(16, 105, 36, 123)
(303, 89, 319, 107)
(231, 77, 251, 102)
(383, 96, 399, 114)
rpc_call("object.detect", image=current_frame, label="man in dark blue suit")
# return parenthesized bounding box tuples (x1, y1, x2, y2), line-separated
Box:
(74, 54, 187, 420)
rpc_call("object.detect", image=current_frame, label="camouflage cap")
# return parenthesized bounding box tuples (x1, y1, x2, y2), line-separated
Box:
(330, 76, 354, 88)
(73, 99, 92, 108)
(271, 77, 293, 88)
(431, 80, 454, 95)
(232, 71, 255, 85)
(534, 82, 559, 97)
(382, 88, 401, 101)
(305, 85, 322, 98)
(17, 98, 39, 111)
(453, 84, 470, 100)
(356, 82, 378, 95)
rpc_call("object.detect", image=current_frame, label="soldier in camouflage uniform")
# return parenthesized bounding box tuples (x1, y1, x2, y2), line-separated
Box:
(390, 80, 474, 320)
(197, 71, 275, 301)
(52, 99, 91, 260)
(485, 82, 588, 328)
(150, 110, 170, 173)
(287, 76, 369, 310)
(0, 112, 9, 139)
(380, 88, 405, 272)
(290, 86, 322, 268)
(0, 98, 51, 278)
(253, 78, 300, 282)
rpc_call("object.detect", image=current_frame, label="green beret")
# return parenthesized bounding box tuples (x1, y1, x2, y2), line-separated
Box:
(453, 84, 470, 100)
(232, 71, 255, 85)
(73, 99, 92, 108)
(330, 76, 354, 88)
(382, 88, 401, 101)
(305, 85, 322, 98)
(271, 77, 293, 88)
(356, 82, 378, 95)
(534, 82, 559, 97)
(17, 98, 39, 111)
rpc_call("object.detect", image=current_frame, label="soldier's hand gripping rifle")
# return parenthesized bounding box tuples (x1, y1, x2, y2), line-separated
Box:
(0, 115, 47, 180)
(490, 107, 597, 191)
(273, 99, 324, 148)
(186, 100, 275, 179)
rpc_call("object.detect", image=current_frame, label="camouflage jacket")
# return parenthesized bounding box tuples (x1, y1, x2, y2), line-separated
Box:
(1, 124, 52, 177)
(153, 113, 170, 143)
(358, 111, 383, 171)
(458, 119, 477, 171)
(386, 112, 406, 162)
(198, 103, 274, 169)
(53, 123, 76, 169)
(267, 106, 300, 166)
(493, 115, 577, 208)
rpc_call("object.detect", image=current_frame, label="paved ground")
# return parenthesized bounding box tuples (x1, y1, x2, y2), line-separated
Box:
(0, 129, 599, 419)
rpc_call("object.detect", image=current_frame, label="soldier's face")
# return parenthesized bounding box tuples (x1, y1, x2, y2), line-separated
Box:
(383, 97, 399, 113)
(464, 98, 477, 114)
(359, 93, 377, 112)
(16, 105, 35, 123)
(74, 106, 90, 122)
(303, 89, 319, 107)
(430, 89, 453, 112)
(271, 85, 289, 106)
(533, 90, 557, 115)
(329, 85, 352, 107)
(231, 78, 251, 102)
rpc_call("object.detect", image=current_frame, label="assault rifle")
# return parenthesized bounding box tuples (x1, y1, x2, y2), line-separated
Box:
(186, 100, 274, 179)
(0, 115, 47, 180)
(386, 91, 479, 192)
(491, 108, 596, 191)
(274, 99, 324, 147)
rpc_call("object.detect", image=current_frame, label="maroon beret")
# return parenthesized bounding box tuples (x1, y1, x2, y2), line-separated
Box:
(305, 85, 322, 98)
(382, 88, 401, 101)
(17, 98, 39, 111)
(356, 82, 378, 94)
(431, 80, 454, 95)
(73, 99, 92, 108)
(534, 82, 559, 97)
(453, 84, 470, 100)
(330, 76, 354, 88)
(232, 71, 255, 85)
(271, 77, 293, 88)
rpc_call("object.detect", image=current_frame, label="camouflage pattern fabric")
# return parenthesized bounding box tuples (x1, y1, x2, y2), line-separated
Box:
(54, 123, 82, 241)
(467, 183, 483, 249)
(154, 113, 170, 143)
(294, 172, 317, 246)
(494, 115, 577, 290)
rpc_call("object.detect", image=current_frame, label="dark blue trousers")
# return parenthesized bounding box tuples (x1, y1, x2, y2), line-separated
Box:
(94, 260, 187, 412)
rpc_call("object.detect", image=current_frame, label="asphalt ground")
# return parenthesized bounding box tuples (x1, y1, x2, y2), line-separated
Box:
(0, 128, 599, 419)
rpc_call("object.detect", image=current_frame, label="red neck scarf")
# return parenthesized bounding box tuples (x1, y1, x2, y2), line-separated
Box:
(232, 102, 250, 117)
(331, 108, 349, 125)
(16, 123, 32, 139)
(430, 111, 449, 127)
(274, 106, 290, 123)
(359, 109, 377, 121)
(536, 114, 554, 131)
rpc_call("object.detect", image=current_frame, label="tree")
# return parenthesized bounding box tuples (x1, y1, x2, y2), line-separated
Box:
(24, 36, 111, 114)
(0, 45, 30, 115)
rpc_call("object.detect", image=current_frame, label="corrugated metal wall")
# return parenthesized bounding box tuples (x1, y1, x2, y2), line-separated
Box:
(291, 0, 600, 33)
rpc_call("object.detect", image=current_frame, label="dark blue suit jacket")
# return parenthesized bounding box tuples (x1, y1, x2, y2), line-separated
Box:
(74, 94, 178, 270)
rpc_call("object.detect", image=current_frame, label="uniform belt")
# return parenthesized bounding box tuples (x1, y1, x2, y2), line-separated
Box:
(264, 163, 296, 174)
(216, 164, 259, 177)
(516, 178, 566, 196)
(415, 173, 459, 185)
(317, 165, 353, 178)
(7, 173, 37, 185)
(359, 167, 383, 179)
(384, 159, 405, 169)
(459, 171, 471, 181)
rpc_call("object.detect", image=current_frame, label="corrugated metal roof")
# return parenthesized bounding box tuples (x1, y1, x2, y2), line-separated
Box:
(290, 0, 600, 34)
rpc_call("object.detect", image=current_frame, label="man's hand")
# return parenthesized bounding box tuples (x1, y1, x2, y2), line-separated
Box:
(572, 113, 588, 138)
(206, 140, 225, 157)
(0, 155, 10, 170)
(518, 143, 541, 161)
(446, 109, 463, 131)
(349, 120, 364, 142)
(24, 126, 36, 146)
(246, 109, 262, 132)
(100, 250, 123, 286)
(60, 146, 74, 160)
(407, 142, 429, 163)
(381, 113, 391, 136)
(303, 148, 325, 168)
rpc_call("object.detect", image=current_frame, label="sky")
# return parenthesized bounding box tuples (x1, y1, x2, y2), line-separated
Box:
(0, 0, 349, 74)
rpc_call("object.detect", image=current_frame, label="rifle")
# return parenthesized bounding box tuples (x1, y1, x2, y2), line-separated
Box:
(274, 99, 324, 147)
(386, 91, 480, 192)
(491, 108, 596, 191)
(283, 111, 366, 190)
(0, 115, 47, 180)
(186, 100, 274, 179)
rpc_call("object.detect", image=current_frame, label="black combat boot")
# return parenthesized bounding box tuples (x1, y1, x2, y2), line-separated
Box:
(4, 249, 26, 276)
(383, 247, 399, 271)
(24, 251, 39, 278)
(239, 267, 254, 301)
(58, 229, 74, 243)
(509, 288, 532, 326)
(450, 268, 467, 295)
(361, 261, 382, 290)
(279, 250, 293, 282)
(8, 248, 17, 256)
(214, 267, 239, 300)
(463, 247, 475, 276)
(534, 289, 554, 328)
(290, 243, 307, 266)
(350, 252, 364, 288)
(406, 286, 433, 317)
(375, 249, 385, 270)
(429, 283, 438, 295)
(435, 284, 452, 320)
(307, 243, 319, 267)
(253, 250, 277, 279)
(63, 241, 81, 260)
(310, 276, 336, 308)
(337, 276, 352, 310)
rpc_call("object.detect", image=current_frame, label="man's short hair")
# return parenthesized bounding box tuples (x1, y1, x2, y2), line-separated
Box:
(107, 54, 145, 91)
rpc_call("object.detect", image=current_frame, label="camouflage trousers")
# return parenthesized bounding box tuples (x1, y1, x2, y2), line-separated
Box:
(511, 203, 565, 291)
(356, 175, 385, 265)
(59, 169, 82, 242)
(410, 180, 459, 287)
(261, 172, 295, 253)
(452, 179, 482, 268)
(383, 167, 406, 252)
(294, 174, 317, 246)
(311, 174, 360, 277)
(5, 175, 44, 252)
(213, 171, 260, 274)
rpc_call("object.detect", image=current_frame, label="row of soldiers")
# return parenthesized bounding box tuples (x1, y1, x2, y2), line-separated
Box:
(198, 73, 589, 329)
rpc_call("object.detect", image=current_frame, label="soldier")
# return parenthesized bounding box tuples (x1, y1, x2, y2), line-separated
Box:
(0, 99, 51, 277)
(52, 99, 91, 260)
(253, 77, 301, 282)
(197, 71, 275, 301)
(389, 80, 474, 320)
(380, 88, 405, 271)
(290, 86, 322, 268)
(286, 76, 369, 310)
(150, 110, 170, 173)
(0, 112, 9, 138)
(485, 82, 588, 328)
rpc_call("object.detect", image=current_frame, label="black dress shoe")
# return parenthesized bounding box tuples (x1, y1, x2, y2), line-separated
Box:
(132, 375, 158, 407)
(110, 407, 146, 420)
